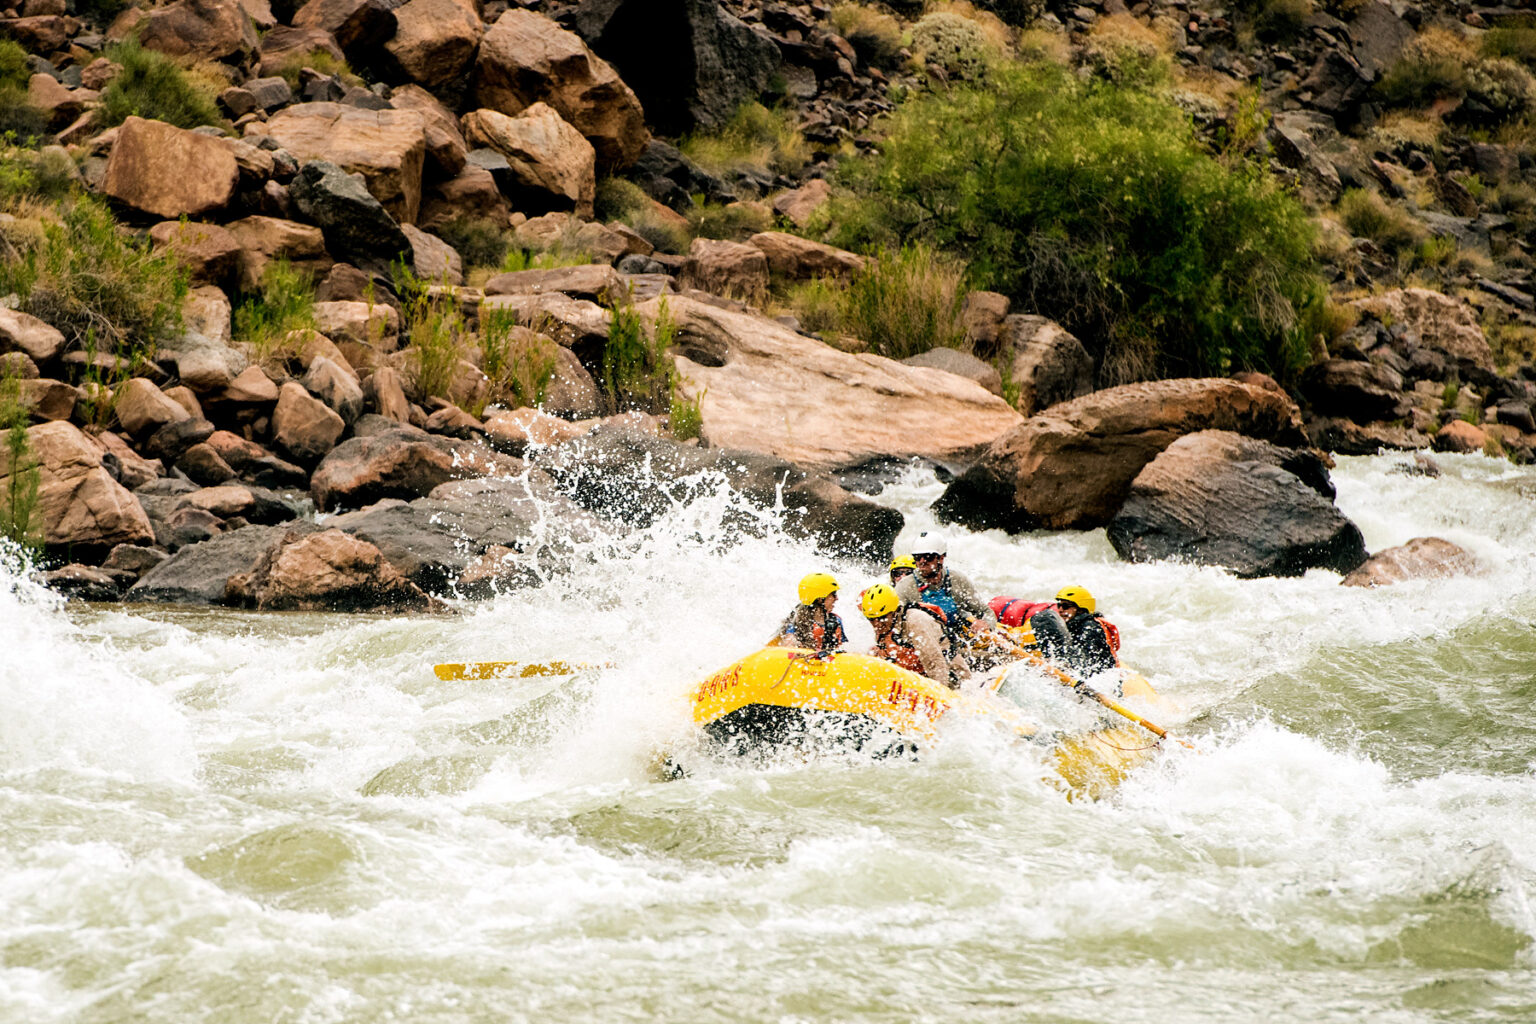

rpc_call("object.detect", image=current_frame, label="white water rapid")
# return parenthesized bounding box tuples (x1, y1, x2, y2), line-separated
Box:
(2, 451, 1534, 1023)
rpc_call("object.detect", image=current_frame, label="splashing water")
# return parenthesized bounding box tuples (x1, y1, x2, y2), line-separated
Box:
(2, 453, 1534, 1023)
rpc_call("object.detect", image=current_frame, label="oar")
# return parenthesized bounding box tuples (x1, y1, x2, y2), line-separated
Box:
(975, 628, 1197, 751)
(433, 660, 610, 681)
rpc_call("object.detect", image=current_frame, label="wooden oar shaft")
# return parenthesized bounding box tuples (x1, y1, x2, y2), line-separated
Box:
(433, 660, 605, 681)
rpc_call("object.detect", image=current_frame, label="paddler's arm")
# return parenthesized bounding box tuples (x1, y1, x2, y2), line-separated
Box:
(907, 609, 952, 684)
(951, 571, 997, 628)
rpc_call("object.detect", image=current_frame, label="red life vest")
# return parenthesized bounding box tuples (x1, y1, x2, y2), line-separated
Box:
(989, 596, 1054, 627)
(1100, 617, 1121, 655)
(872, 633, 925, 674)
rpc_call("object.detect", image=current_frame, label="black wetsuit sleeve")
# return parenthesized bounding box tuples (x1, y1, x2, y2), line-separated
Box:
(1029, 608, 1071, 662)
(1068, 615, 1117, 675)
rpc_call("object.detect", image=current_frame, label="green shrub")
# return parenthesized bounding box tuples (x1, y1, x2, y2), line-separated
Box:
(1337, 188, 1423, 254)
(783, 278, 843, 336)
(1376, 30, 1471, 109)
(912, 12, 993, 79)
(669, 388, 704, 440)
(689, 199, 773, 241)
(840, 243, 968, 358)
(97, 39, 223, 131)
(271, 49, 358, 92)
(500, 248, 592, 273)
(831, 61, 1319, 382)
(233, 259, 316, 359)
(0, 195, 187, 366)
(830, 4, 906, 69)
(0, 142, 79, 206)
(480, 307, 558, 412)
(681, 102, 809, 178)
(1464, 58, 1536, 122)
(594, 177, 651, 221)
(1254, 0, 1313, 41)
(435, 215, 509, 270)
(986, 0, 1046, 26)
(395, 269, 464, 401)
(1482, 23, 1536, 66)
(602, 298, 676, 414)
(0, 373, 42, 553)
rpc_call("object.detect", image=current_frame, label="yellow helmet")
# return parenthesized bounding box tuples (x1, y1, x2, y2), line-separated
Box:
(859, 583, 901, 619)
(799, 572, 839, 606)
(1055, 585, 1095, 613)
(889, 554, 915, 575)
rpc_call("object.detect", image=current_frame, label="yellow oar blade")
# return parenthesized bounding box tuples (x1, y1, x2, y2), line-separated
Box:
(433, 661, 594, 681)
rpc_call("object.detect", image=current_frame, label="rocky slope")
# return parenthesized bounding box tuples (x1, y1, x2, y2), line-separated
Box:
(0, 0, 1508, 603)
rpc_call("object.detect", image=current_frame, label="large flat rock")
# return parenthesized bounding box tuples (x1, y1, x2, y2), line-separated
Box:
(655, 296, 1022, 472)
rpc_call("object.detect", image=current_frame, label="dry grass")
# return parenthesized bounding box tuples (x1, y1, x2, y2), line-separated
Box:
(927, 1, 1017, 56)
(1015, 26, 1072, 65)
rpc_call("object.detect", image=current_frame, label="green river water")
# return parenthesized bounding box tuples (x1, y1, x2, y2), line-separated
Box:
(1, 452, 1533, 1023)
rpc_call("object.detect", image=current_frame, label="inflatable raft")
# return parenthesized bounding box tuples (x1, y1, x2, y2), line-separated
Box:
(690, 647, 1178, 797)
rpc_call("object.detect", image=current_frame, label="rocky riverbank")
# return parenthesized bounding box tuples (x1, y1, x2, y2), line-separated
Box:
(1, 0, 1517, 606)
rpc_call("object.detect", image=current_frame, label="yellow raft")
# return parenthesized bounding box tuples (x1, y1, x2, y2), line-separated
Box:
(690, 647, 1177, 797)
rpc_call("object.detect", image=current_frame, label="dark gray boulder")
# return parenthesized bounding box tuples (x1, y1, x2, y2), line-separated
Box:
(326, 475, 607, 593)
(288, 160, 410, 276)
(1106, 430, 1368, 578)
(532, 425, 903, 562)
(1300, 358, 1404, 421)
(126, 521, 323, 604)
(569, 0, 781, 136)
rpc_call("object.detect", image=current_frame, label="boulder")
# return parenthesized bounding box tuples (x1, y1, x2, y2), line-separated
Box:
(116, 378, 191, 438)
(1306, 416, 1430, 455)
(482, 264, 627, 306)
(1433, 419, 1489, 454)
(1341, 536, 1478, 588)
(961, 291, 1010, 355)
(461, 105, 597, 217)
(1351, 289, 1496, 373)
(148, 220, 242, 286)
(4, 421, 156, 557)
(27, 75, 88, 133)
(569, 0, 780, 136)
(255, 25, 347, 75)
(287, 160, 412, 276)
(177, 442, 238, 485)
(545, 347, 602, 419)
(482, 407, 588, 454)
(142, 417, 215, 463)
(312, 301, 398, 349)
(771, 178, 830, 229)
(326, 474, 604, 591)
(474, 9, 648, 170)
(747, 231, 865, 280)
(103, 543, 170, 574)
(271, 380, 346, 463)
(658, 296, 1022, 471)
(680, 238, 769, 302)
(364, 366, 412, 422)
(219, 365, 281, 405)
(137, 0, 260, 64)
(309, 425, 459, 511)
(227, 527, 436, 611)
(40, 565, 136, 602)
(177, 483, 256, 519)
(261, 104, 427, 224)
(290, 0, 397, 56)
(534, 425, 902, 560)
(1266, 113, 1343, 204)
(103, 117, 239, 220)
(997, 315, 1094, 416)
(933, 377, 1307, 532)
(225, 215, 330, 291)
(480, 291, 611, 354)
(302, 356, 365, 424)
(93, 431, 162, 489)
(1, 353, 38, 380)
(384, 0, 483, 89)
(420, 164, 511, 233)
(1106, 430, 1368, 578)
(203, 430, 308, 488)
(0, 308, 66, 365)
(183, 285, 233, 347)
(126, 521, 323, 604)
(390, 84, 469, 177)
(0, 16, 70, 53)
(401, 224, 463, 286)
(17, 379, 76, 422)
(901, 348, 1002, 397)
(1300, 359, 1404, 421)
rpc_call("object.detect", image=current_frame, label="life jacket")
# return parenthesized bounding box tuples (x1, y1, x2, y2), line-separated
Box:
(871, 607, 949, 681)
(915, 571, 971, 642)
(989, 596, 1055, 627)
(780, 607, 846, 652)
(1100, 617, 1121, 656)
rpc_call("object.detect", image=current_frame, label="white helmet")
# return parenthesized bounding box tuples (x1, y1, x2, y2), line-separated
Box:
(912, 531, 948, 557)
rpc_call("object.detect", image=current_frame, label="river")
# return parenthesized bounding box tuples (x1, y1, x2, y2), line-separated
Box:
(2, 451, 1533, 1023)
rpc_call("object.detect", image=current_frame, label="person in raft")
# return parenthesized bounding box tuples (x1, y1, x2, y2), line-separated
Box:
(888, 554, 916, 587)
(777, 572, 848, 652)
(990, 587, 1120, 679)
(859, 583, 962, 688)
(893, 532, 996, 644)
